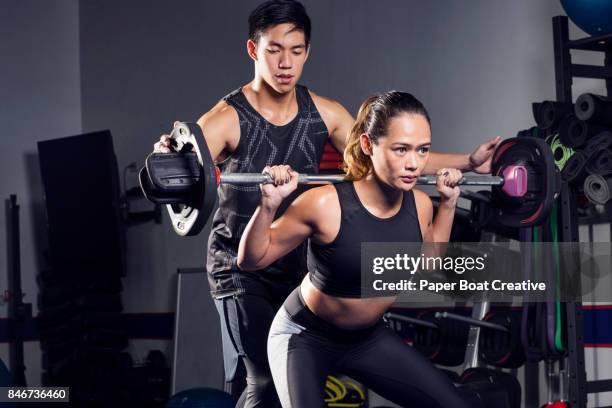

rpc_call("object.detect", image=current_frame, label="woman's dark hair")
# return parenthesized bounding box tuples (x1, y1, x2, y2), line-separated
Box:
(248, 0, 311, 46)
(344, 91, 431, 180)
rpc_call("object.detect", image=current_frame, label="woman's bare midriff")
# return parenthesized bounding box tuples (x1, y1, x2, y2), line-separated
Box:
(300, 274, 396, 329)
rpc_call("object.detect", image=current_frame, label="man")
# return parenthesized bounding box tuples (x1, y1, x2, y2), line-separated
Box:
(155, 1, 500, 406)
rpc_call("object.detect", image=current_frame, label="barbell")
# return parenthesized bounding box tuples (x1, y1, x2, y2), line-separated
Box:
(139, 122, 559, 236)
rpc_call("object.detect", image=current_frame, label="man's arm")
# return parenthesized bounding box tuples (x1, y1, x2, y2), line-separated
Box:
(423, 136, 502, 174)
(195, 100, 241, 162)
(310, 91, 502, 175)
(155, 101, 240, 161)
(423, 152, 471, 174)
(310, 92, 354, 154)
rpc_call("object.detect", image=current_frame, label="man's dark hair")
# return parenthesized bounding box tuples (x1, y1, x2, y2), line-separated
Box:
(248, 0, 311, 46)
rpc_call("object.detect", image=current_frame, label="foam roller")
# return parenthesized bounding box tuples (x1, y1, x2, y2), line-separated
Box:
(575, 93, 612, 127)
(584, 174, 612, 205)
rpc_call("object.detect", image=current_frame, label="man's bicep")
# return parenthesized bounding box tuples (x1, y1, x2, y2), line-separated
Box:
(329, 103, 354, 153)
(196, 104, 240, 162)
(311, 92, 353, 154)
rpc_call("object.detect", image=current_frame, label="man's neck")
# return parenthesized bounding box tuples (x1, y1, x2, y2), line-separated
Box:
(243, 79, 298, 126)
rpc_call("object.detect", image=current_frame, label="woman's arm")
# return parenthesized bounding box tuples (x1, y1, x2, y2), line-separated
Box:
(416, 168, 462, 243)
(237, 165, 315, 271)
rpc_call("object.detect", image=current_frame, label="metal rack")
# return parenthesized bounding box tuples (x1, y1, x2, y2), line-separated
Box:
(552, 15, 612, 408)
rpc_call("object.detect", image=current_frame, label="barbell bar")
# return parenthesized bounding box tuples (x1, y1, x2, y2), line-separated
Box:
(220, 172, 504, 186)
(140, 122, 557, 236)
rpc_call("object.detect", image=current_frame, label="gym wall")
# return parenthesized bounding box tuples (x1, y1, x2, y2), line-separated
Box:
(78, 0, 605, 320)
(0, 0, 82, 385)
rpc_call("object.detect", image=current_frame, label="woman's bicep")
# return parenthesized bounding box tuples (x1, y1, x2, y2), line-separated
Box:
(270, 213, 313, 254)
(414, 190, 434, 241)
(257, 201, 314, 266)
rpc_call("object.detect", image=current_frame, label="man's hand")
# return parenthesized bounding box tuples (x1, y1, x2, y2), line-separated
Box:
(153, 122, 183, 153)
(153, 134, 173, 153)
(469, 136, 502, 174)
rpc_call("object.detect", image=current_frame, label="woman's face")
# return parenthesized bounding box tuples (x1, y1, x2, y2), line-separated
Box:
(363, 113, 431, 190)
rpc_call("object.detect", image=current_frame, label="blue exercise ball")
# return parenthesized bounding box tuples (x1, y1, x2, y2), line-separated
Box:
(166, 388, 234, 408)
(561, 0, 612, 36)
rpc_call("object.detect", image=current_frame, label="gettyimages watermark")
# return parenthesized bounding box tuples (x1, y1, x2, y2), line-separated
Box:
(360, 242, 612, 304)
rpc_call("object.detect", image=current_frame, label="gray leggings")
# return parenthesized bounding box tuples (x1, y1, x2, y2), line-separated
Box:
(267, 288, 470, 408)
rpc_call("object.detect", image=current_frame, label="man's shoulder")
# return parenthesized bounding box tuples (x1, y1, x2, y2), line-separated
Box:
(307, 89, 345, 113)
(198, 99, 238, 127)
(307, 89, 352, 132)
(196, 99, 240, 145)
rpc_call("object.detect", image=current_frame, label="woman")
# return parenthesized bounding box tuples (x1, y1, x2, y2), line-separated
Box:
(237, 91, 469, 408)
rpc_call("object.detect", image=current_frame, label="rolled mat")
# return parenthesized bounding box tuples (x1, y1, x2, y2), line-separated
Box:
(550, 134, 574, 170)
(586, 149, 612, 176)
(516, 126, 552, 140)
(575, 93, 612, 127)
(536, 101, 573, 130)
(583, 131, 612, 159)
(562, 151, 588, 184)
(558, 115, 605, 148)
(532, 103, 542, 125)
(517, 126, 538, 138)
(583, 174, 612, 205)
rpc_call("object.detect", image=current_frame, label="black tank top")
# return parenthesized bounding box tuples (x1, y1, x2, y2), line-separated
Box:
(207, 85, 329, 298)
(307, 182, 423, 298)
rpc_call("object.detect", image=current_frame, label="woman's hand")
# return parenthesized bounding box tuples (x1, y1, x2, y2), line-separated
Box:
(435, 168, 461, 207)
(260, 165, 299, 210)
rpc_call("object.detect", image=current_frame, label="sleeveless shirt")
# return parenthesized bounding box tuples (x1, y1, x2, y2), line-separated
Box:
(207, 85, 329, 298)
(308, 181, 423, 298)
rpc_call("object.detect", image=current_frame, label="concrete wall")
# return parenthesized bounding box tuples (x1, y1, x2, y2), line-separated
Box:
(0, 0, 81, 385)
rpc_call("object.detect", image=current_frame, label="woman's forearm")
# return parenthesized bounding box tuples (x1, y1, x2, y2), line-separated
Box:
(432, 199, 457, 242)
(237, 204, 278, 270)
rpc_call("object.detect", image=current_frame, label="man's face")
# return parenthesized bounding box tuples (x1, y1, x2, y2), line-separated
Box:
(248, 23, 309, 94)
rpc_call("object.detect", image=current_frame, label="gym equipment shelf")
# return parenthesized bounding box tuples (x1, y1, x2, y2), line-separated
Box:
(567, 32, 612, 52)
(553, 15, 612, 408)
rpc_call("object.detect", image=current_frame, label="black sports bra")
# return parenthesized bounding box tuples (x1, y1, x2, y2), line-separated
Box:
(307, 181, 423, 298)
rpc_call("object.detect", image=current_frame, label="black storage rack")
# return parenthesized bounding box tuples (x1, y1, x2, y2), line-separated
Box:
(552, 15, 612, 408)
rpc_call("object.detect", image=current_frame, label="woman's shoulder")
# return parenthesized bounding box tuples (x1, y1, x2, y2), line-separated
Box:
(411, 188, 433, 215)
(289, 183, 341, 223)
(411, 187, 430, 202)
(294, 184, 340, 208)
